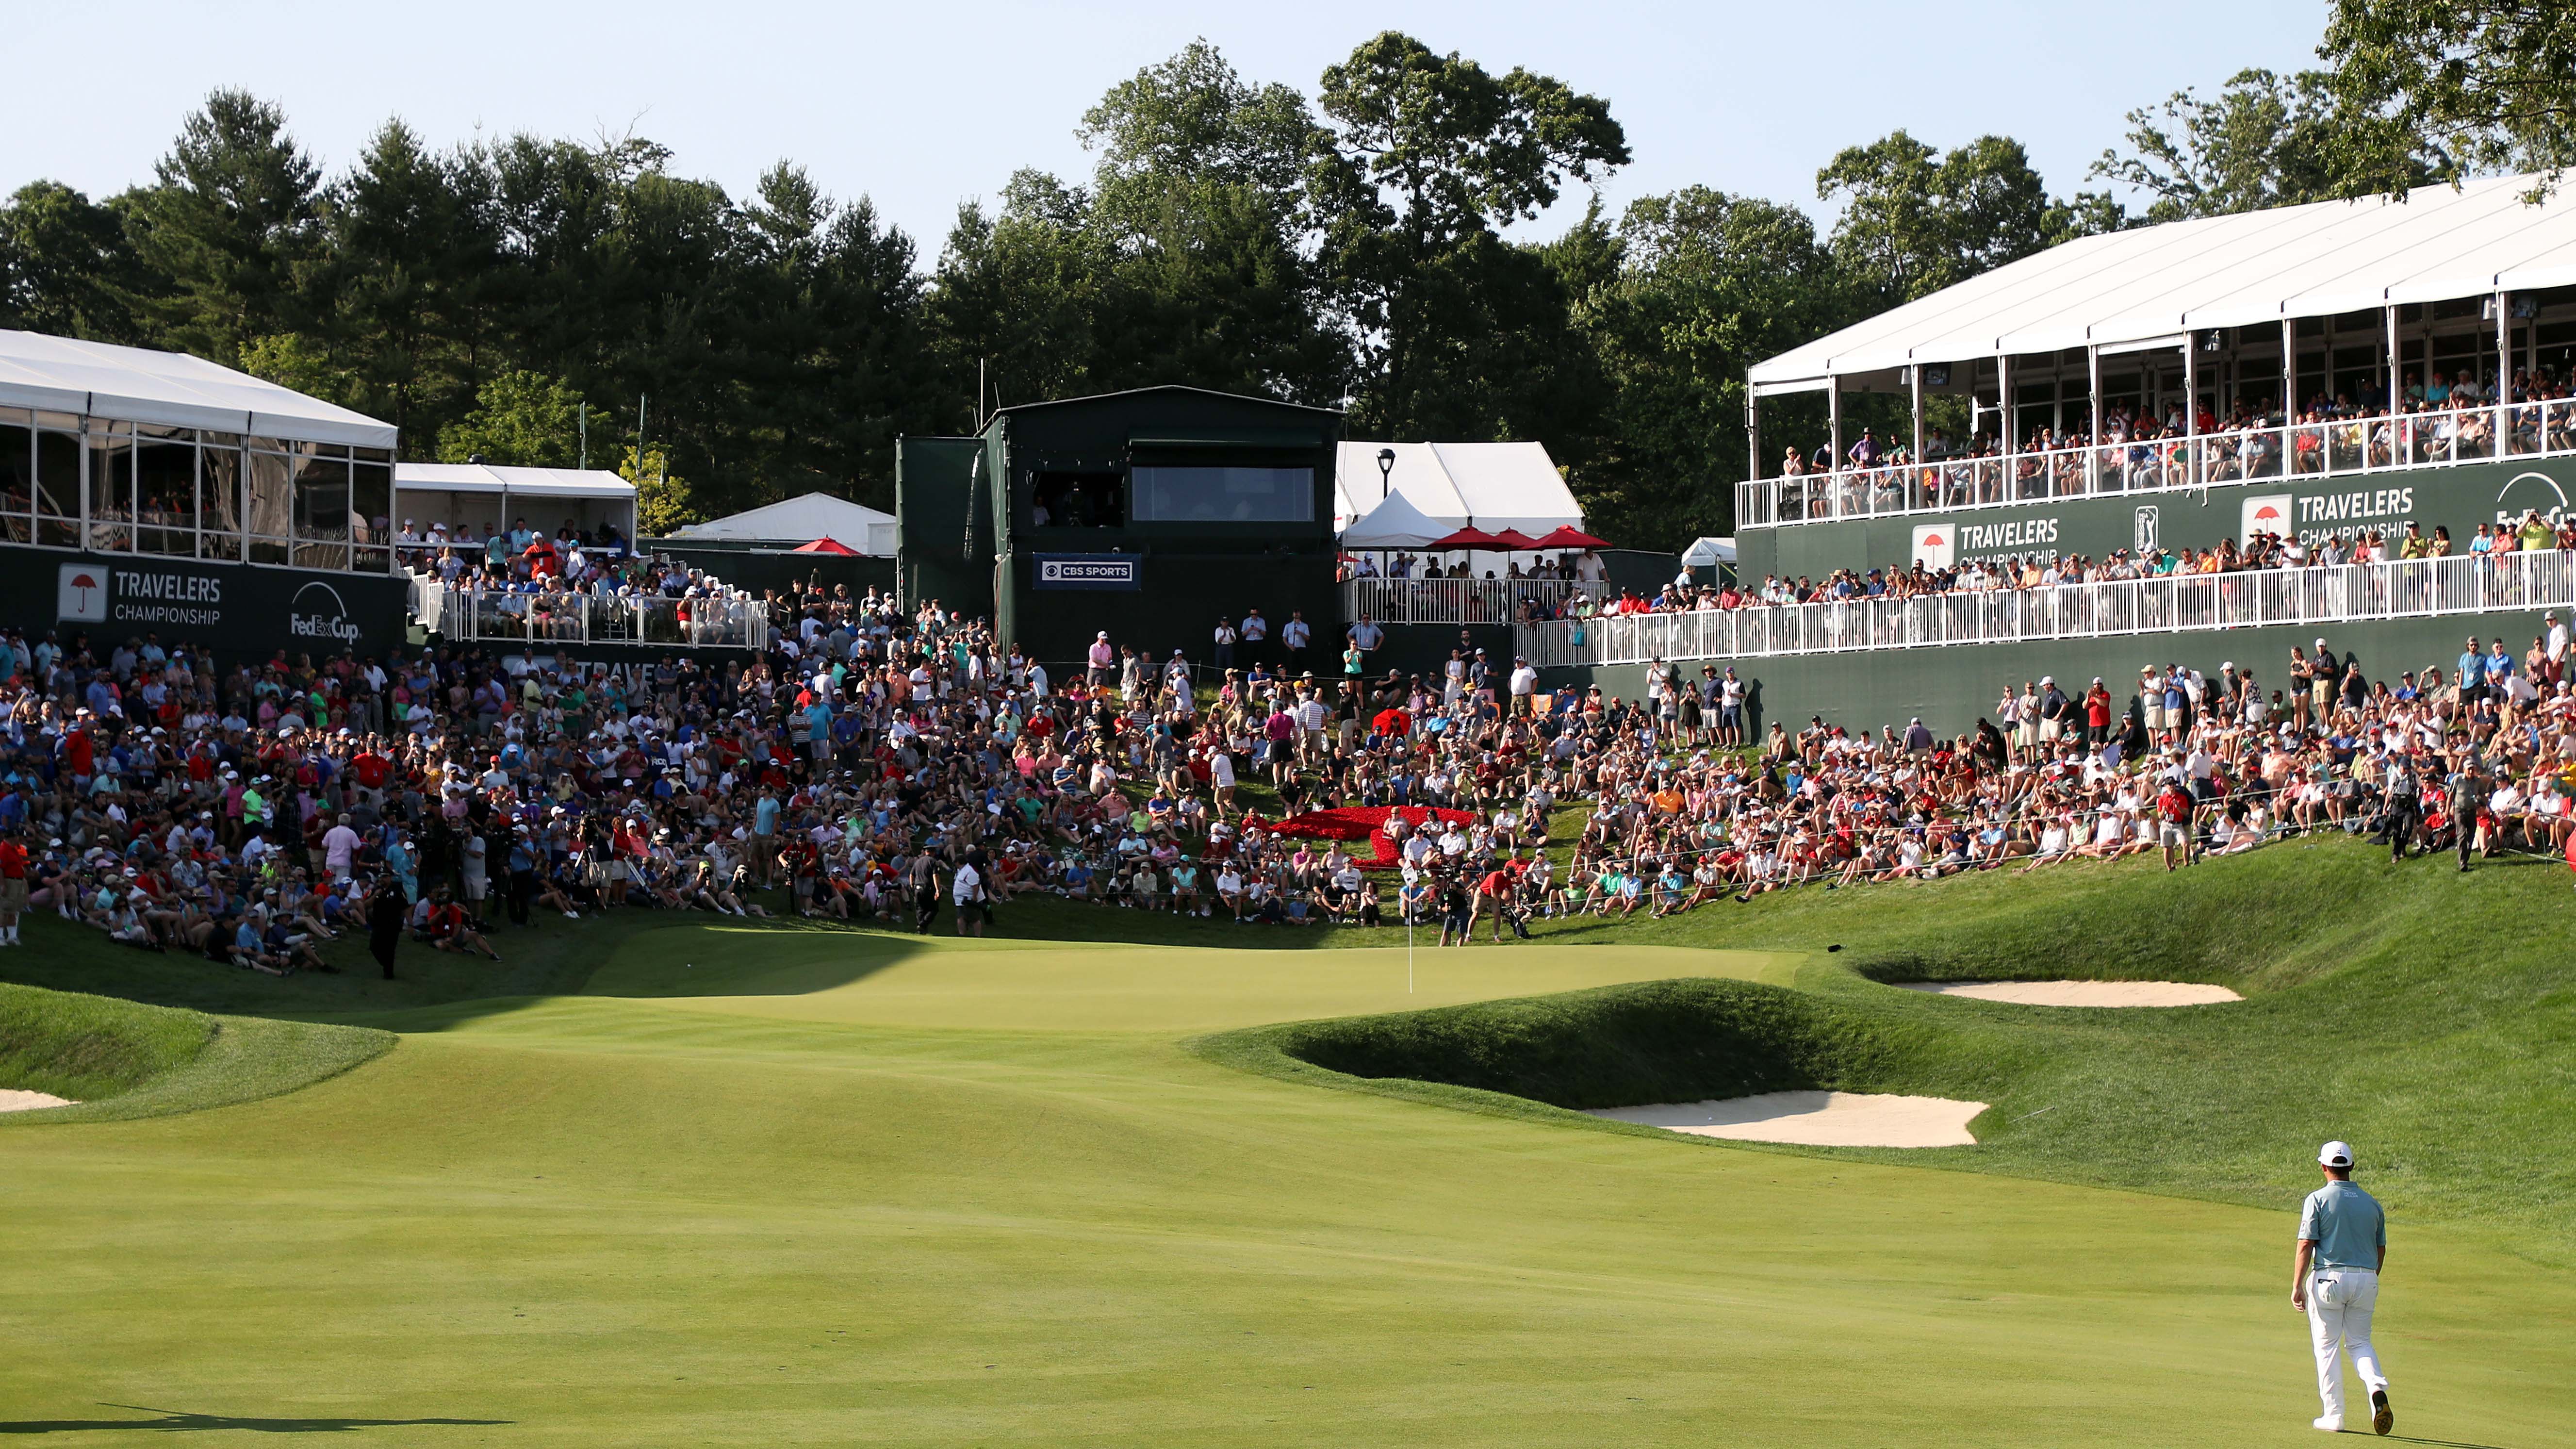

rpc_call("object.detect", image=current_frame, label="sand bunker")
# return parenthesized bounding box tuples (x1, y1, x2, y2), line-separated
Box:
(1588, 1091, 1985, 1148)
(1900, 980, 2242, 1007)
(0, 1089, 77, 1113)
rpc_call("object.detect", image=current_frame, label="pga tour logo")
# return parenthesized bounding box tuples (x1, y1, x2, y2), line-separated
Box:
(1910, 523, 1953, 570)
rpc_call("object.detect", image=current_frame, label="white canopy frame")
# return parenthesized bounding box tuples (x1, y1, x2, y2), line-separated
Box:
(1742, 174, 2571, 507)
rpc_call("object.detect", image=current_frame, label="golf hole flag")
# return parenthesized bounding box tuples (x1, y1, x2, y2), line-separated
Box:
(1910, 523, 1954, 570)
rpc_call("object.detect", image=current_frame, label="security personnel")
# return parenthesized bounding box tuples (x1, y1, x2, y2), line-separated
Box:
(2292, 1141, 2392, 1435)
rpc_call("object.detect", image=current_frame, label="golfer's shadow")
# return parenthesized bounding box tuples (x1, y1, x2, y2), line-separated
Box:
(0, 1404, 510, 1434)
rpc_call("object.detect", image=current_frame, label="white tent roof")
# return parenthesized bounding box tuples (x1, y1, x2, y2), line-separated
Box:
(0, 329, 396, 448)
(1752, 172, 2576, 387)
(396, 462, 637, 500)
(1333, 440, 1583, 535)
(1337, 489, 1451, 549)
(663, 491, 897, 554)
(1681, 536, 1737, 567)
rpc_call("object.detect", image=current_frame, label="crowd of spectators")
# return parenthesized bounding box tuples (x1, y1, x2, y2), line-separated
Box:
(0, 584, 1611, 969)
(1520, 510, 2576, 626)
(1557, 625, 2576, 912)
(1772, 372, 2576, 502)
(7, 569, 2570, 975)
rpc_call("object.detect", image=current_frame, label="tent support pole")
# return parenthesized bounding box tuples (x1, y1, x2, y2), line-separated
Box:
(2497, 289, 2512, 459)
(2386, 304, 2401, 415)
(1827, 382, 1842, 472)
(1997, 353, 2012, 458)
(2087, 346, 2102, 492)
(2280, 318, 2295, 437)
(1909, 364, 1924, 466)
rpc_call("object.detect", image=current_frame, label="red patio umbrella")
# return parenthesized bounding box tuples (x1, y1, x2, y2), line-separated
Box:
(1427, 526, 1505, 550)
(1532, 524, 1610, 550)
(789, 537, 860, 555)
(1485, 527, 1543, 551)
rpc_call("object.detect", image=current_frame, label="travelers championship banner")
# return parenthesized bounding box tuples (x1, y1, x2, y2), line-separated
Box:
(9, 548, 406, 659)
(1746, 457, 2576, 582)
(1033, 553, 1143, 590)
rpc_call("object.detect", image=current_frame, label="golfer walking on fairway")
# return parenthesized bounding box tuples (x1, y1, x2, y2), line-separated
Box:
(2294, 1141, 2392, 1435)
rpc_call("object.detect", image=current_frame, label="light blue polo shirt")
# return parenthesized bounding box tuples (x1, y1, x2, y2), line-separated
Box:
(2298, 1179, 2386, 1273)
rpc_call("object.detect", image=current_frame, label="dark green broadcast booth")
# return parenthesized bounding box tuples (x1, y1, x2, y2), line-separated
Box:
(896, 386, 1344, 671)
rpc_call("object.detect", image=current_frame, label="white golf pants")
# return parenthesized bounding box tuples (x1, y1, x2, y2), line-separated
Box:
(2307, 1267, 2387, 1423)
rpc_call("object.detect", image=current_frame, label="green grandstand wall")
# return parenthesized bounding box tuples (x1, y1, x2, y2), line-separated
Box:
(1739, 457, 2576, 583)
(1538, 609, 2559, 742)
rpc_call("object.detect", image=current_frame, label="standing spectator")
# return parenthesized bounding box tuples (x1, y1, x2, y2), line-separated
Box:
(1212, 617, 1238, 671)
(1346, 614, 1384, 658)
(1281, 610, 1312, 676)
(1239, 608, 1269, 670)
(367, 873, 406, 980)
(0, 829, 25, 947)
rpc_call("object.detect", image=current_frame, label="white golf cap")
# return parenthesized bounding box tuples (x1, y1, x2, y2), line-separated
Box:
(2318, 1140, 2355, 1168)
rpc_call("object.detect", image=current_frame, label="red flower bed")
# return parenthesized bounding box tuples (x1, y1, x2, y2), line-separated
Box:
(1259, 804, 1478, 869)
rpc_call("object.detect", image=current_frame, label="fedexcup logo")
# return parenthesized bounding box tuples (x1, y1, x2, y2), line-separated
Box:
(56, 564, 106, 623)
(2496, 470, 2569, 525)
(289, 580, 362, 642)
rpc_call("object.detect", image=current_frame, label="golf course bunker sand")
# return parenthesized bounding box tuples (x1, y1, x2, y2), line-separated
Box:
(1899, 980, 2243, 1007)
(1588, 1091, 1986, 1147)
(0, 1089, 77, 1112)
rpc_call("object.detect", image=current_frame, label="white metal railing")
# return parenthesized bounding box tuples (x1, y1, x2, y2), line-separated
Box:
(1518, 549, 2576, 667)
(405, 572, 445, 636)
(432, 587, 771, 649)
(1342, 576, 1579, 626)
(1737, 398, 2576, 529)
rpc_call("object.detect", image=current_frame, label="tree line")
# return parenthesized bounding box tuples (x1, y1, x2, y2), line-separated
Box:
(0, 7, 2543, 547)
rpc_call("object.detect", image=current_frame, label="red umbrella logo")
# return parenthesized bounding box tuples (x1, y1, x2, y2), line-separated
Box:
(66, 572, 99, 608)
(2252, 504, 2282, 524)
(1920, 532, 1945, 547)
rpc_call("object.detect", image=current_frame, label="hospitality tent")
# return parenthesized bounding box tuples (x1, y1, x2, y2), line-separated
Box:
(663, 491, 896, 555)
(395, 463, 638, 552)
(1336, 489, 1448, 549)
(1746, 171, 2576, 473)
(1333, 440, 1583, 536)
(0, 328, 395, 448)
(1681, 536, 1737, 567)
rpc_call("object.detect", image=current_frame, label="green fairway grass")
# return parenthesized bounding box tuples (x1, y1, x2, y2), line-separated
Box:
(1, 837, 2571, 1445)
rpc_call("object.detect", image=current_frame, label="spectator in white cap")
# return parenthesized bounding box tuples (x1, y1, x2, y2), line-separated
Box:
(2293, 1139, 2392, 1435)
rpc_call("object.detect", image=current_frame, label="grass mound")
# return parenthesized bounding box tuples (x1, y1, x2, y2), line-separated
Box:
(1269, 977, 1941, 1112)
(0, 981, 211, 1102)
(0, 980, 395, 1124)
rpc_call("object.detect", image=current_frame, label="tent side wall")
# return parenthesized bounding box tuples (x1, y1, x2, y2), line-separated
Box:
(642, 538, 897, 597)
(894, 434, 995, 615)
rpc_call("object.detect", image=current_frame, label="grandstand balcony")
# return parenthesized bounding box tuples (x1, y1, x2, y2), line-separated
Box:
(1739, 399, 2576, 528)
(1516, 549, 2575, 668)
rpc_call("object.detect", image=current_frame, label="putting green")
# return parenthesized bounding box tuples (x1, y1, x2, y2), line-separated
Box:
(582, 927, 1804, 1030)
(3, 927, 2570, 1446)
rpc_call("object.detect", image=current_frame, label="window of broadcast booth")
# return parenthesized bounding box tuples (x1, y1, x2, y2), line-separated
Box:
(1128, 464, 1316, 523)
(0, 410, 393, 574)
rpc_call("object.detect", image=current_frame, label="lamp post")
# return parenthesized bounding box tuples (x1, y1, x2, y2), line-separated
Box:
(1376, 446, 1395, 500)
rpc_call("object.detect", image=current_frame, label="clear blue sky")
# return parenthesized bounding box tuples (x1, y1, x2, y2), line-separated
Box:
(8, 0, 2330, 258)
